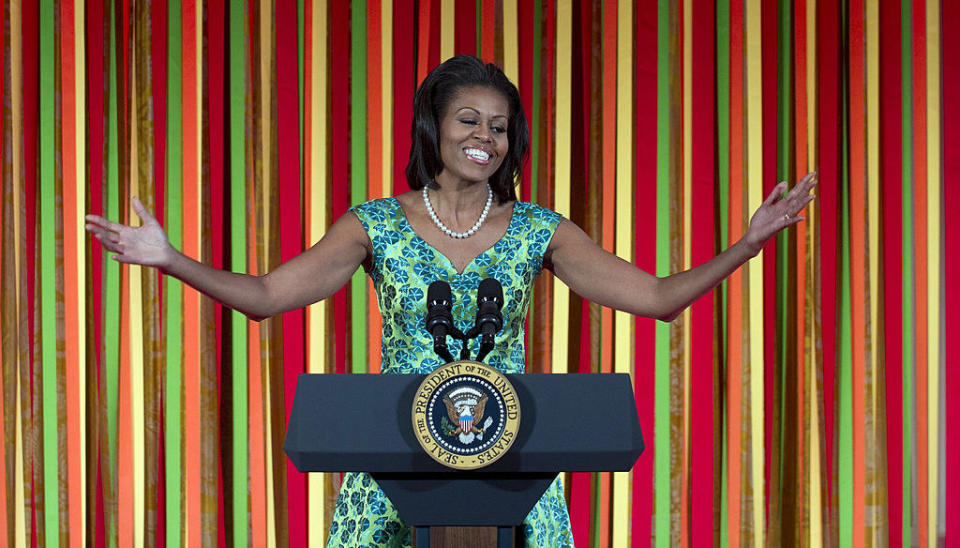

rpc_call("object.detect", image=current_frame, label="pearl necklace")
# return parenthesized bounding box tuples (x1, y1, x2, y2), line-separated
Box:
(422, 184, 493, 239)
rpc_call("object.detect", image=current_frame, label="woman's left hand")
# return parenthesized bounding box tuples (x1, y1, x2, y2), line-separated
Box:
(742, 171, 817, 255)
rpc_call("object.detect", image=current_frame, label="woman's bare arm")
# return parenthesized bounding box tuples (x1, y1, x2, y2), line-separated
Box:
(546, 174, 816, 321)
(86, 197, 370, 321)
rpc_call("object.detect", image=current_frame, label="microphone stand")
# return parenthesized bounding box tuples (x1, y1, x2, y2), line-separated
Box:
(426, 281, 463, 364)
(471, 278, 504, 363)
(425, 279, 504, 364)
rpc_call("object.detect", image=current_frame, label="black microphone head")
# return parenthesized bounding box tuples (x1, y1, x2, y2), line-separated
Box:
(425, 280, 456, 362)
(477, 278, 503, 308)
(476, 278, 504, 337)
(427, 280, 453, 309)
(426, 280, 455, 341)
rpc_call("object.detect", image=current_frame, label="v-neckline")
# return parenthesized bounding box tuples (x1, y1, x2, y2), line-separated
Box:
(392, 197, 518, 276)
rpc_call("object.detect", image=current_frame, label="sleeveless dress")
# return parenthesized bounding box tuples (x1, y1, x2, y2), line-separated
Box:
(326, 197, 574, 548)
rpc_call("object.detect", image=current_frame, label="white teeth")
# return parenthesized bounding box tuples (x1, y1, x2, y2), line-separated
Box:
(464, 148, 490, 162)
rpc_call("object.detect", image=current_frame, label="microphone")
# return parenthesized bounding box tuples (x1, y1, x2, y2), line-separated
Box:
(425, 281, 456, 363)
(474, 278, 504, 362)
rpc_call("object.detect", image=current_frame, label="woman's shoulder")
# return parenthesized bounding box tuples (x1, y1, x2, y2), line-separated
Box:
(349, 196, 403, 224)
(511, 200, 563, 228)
(350, 196, 400, 215)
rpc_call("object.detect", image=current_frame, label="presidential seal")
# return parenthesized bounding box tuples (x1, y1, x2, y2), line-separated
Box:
(411, 360, 521, 470)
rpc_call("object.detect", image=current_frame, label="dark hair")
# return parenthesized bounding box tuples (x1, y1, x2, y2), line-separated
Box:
(405, 55, 528, 204)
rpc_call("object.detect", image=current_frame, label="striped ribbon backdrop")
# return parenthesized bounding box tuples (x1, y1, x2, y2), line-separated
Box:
(0, 0, 957, 546)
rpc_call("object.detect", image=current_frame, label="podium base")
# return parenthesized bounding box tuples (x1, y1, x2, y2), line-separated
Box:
(412, 526, 521, 548)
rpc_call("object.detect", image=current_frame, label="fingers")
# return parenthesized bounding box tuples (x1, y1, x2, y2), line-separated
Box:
(85, 196, 159, 233)
(88, 227, 124, 253)
(763, 181, 788, 207)
(780, 173, 817, 212)
(86, 197, 156, 233)
(131, 196, 158, 225)
(794, 172, 817, 197)
(85, 223, 109, 239)
(783, 172, 816, 197)
(85, 223, 118, 242)
(786, 192, 817, 217)
(784, 216, 805, 228)
(85, 213, 125, 233)
(796, 171, 816, 186)
(780, 195, 816, 227)
(85, 220, 131, 257)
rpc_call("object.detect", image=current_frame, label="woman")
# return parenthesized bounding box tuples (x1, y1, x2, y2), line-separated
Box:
(86, 55, 815, 546)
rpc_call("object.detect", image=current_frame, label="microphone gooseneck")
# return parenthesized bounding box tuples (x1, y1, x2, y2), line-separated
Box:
(425, 278, 505, 364)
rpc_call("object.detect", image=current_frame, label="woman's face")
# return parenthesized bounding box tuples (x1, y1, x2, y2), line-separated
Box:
(435, 86, 510, 186)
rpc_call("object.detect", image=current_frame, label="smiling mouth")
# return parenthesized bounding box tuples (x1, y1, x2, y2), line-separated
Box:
(464, 148, 491, 164)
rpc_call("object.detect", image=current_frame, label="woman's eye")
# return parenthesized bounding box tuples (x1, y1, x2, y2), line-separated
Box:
(460, 119, 478, 125)
(492, 126, 506, 134)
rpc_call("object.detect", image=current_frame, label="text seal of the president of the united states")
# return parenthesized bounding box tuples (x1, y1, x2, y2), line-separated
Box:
(412, 360, 521, 470)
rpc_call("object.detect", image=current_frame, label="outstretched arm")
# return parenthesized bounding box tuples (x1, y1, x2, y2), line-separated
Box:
(546, 173, 816, 321)
(86, 197, 370, 321)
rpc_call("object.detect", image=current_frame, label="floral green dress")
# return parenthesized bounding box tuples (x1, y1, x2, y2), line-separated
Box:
(327, 197, 574, 548)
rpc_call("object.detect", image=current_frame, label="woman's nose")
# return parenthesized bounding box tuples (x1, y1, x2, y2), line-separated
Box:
(473, 124, 492, 142)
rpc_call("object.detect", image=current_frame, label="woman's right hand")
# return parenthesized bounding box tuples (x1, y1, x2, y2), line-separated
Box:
(85, 196, 176, 269)
(85, 195, 369, 320)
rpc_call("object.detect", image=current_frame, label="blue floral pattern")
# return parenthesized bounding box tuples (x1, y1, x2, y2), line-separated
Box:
(353, 198, 561, 376)
(326, 198, 573, 547)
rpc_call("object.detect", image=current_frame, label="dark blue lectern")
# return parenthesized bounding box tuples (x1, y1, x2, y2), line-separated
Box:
(284, 373, 644, 547)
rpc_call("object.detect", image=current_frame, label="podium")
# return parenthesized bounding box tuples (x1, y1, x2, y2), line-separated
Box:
(284, 372, 644, 547)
